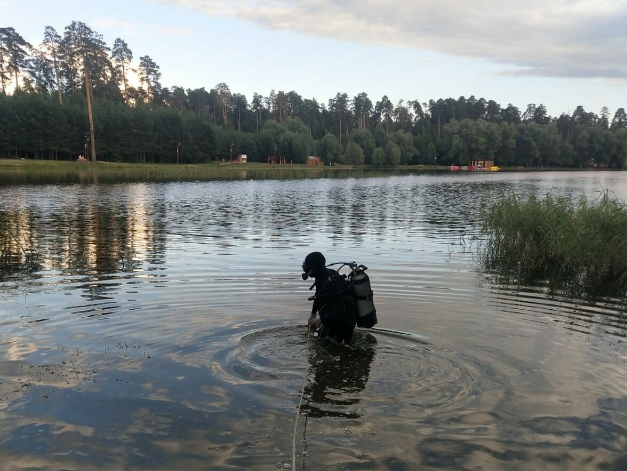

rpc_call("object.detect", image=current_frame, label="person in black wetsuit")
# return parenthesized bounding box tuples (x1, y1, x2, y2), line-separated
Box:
(302, 252, 357, 344)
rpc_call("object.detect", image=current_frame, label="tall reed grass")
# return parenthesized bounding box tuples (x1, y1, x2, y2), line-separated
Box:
(480, 191, 627, 296)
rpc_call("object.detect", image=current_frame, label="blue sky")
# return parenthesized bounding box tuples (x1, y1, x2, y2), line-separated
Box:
(2, 0, 626, 118)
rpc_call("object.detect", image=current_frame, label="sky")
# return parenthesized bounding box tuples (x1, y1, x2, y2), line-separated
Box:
(2, 0, 626, 118)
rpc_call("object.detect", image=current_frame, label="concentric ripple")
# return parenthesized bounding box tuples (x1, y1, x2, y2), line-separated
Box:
(214, 326, 484, 420)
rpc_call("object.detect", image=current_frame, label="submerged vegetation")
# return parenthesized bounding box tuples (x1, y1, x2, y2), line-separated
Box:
(480, 191, 627, 296)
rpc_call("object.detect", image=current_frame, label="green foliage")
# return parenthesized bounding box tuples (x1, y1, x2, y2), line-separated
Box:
(392, 130, 417, 164)
(440, 119, 503, 165)
(515, 123, 540, 166)
(372, 148, 386, 167)
(345, 142, 364, 167)
(612, 108, 627, 129)
(182, 114, 217, 162)
(0, 27, 31, 92)
(497, 123, 517, 166)
(384, 141, 401, 166)
(413, 135, 436, 164)
(351, 128, 375, 163)
(283, 116, 309, 136)
(257, 127, 278, 161)
(425, 143, 436, 164)
(1, 21, 626, 169)
(315, 134, 342, 164)
(278, 131, 311, 164)
(373, 123, 388, 148)
(481, 191, 627, 296)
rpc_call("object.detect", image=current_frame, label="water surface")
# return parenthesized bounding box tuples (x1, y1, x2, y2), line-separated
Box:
(1, 171, 626, 470)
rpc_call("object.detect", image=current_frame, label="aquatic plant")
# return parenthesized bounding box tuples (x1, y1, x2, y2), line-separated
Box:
(480, 191, 627, 296)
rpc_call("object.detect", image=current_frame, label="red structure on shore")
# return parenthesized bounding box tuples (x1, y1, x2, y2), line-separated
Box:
(268, 156, 288, 164)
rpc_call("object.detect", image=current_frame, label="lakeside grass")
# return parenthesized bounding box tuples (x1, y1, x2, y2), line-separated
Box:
(0, 159, 332, 173)
(0, 159, 451, 184)
(0, 158, 619, 185)
(0, 159, 325, 178)
(480, 191, 627, 296)
(0, 159, 418, 182)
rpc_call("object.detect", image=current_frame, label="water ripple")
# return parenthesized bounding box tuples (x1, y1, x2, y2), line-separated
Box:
(214, 326, 484, 420)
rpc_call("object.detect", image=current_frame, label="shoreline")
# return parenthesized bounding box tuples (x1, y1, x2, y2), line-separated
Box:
(0, 159, 621, 185)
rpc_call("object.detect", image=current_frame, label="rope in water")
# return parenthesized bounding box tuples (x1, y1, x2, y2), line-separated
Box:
(292, 325, 312, 470)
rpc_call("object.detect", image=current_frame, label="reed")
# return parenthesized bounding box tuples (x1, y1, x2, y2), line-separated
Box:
(480, 191, 627, 295)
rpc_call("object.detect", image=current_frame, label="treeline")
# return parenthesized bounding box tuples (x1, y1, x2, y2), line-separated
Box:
(1, 22, 627, 168)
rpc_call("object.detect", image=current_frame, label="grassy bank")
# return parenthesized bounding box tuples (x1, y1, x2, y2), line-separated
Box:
(480, 191, 627, 296)
(0, 159, 344, 184)
(0, 159, 450, 184)
(2, 159, 615, 185)
(0, 159, 325, 177)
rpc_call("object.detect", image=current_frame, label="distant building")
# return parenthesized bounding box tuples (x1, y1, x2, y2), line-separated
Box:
(235, 154, 247, 163)
(268, 156, 287, 164)
(471, 160, 494, 170)
(307, 156, 323, 165)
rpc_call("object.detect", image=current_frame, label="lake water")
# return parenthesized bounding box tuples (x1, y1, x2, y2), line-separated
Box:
(1, 170, 626, 471)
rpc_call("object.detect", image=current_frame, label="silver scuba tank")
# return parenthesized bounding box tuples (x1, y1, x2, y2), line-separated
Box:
(351, 267, 377, 328)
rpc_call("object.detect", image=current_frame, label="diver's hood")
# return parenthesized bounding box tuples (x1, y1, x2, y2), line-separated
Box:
(302, 251, 326, 279)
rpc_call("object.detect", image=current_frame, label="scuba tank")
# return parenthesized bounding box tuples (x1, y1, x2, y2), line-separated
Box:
(349, 264, 377, 328)
(303, 259, 378, 330)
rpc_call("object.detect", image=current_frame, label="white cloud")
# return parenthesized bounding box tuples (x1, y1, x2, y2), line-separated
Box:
(92, 18, 195, 38)
(150, 0, 627, 80)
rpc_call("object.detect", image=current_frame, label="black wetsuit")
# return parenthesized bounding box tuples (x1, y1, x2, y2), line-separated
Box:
(312, 268, 357, 344)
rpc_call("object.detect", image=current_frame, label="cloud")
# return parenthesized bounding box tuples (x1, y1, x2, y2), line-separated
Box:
(150, 0, 627, 80)
(92, 18, 195, 38)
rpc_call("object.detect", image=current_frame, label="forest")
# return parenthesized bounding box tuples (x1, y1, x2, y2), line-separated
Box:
(1, 22, 626, 168)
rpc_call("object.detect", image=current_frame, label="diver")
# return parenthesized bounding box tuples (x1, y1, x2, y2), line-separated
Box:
(301, 251, 357, 344)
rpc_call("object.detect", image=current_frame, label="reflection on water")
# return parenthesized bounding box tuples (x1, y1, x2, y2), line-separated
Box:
(1, 171, 627, 470)
(229, 327, 378, 419)
(303, 333, 377, 419)
(0, 167, 433, 186)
